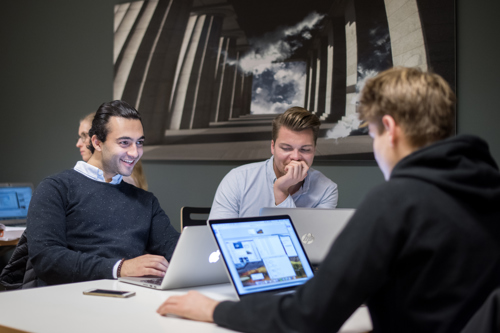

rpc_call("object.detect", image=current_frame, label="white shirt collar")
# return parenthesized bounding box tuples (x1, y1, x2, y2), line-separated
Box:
(74, 161, 123, 184)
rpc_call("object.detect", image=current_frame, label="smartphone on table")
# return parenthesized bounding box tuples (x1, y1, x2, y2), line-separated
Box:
(83, 289, 136, 298)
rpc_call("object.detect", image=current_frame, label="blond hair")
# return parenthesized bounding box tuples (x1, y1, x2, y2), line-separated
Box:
(358, 67, 455, 148)
(272, 107, 321, 144)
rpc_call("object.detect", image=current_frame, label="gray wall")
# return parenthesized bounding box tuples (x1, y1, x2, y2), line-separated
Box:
(1, 0, 499, 232)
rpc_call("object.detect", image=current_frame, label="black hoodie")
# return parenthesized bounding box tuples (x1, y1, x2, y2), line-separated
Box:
(214, 134, 500, 333)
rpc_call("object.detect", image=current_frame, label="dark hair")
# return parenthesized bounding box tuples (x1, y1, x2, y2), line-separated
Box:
(272, 107, 321, 145)
(87, 100, 142, 153)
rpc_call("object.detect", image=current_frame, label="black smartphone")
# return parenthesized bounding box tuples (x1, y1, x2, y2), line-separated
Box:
(83, 289, 136, 298)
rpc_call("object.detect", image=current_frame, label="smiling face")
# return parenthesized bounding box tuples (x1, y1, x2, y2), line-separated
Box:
(271, 126, 316, 178)
(90, 116, 144, 181)
(76, 120, 92, 162)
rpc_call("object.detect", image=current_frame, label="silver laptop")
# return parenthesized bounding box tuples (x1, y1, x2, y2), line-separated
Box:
(119, 226, 228, 289)
(0, 183, 34, 226)
(208, 215, 315, 299)
(259, 208, 355, 265)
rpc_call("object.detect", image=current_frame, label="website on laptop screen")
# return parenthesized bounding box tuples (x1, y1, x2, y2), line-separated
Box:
(0, 186, 32, 221)
(211, 217, 314, 296)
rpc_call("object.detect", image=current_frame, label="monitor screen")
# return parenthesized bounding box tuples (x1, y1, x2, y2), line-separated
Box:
(0, 185, 33, 222)
(210, 216, 314, 296)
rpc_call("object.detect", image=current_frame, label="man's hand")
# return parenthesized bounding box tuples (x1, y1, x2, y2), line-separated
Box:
(157, 291, 219, 322)
(120, 254, 169, 277)
(274, 160, 309, 205)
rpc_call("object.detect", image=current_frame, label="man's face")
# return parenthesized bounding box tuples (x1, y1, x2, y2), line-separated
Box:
(98, 117, 144, 180)
(76, 120, 92, 162)
(369, 122, 393, 180)
(271, 126, 316, 178)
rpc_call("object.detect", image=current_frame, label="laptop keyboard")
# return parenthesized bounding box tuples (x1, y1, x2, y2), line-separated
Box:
(142, 278, 162, 285)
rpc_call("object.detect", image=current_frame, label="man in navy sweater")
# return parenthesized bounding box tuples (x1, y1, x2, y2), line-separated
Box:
(27, 100, 179, 287)
(157, 68, 500, 332)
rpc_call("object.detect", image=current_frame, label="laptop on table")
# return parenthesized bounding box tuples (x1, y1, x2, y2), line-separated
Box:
(0, 183, 34, 226)
(259, 208, 355, 266)
(119, 225, 228, 290)
(208, 215, 315, 299)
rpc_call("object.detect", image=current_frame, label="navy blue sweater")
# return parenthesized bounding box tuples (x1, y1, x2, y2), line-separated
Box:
(27, 170, 179, 286)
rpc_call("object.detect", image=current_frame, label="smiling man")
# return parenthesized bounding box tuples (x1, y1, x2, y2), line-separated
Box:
(208, 107, 338, 220)
(26, 100, 179, 287)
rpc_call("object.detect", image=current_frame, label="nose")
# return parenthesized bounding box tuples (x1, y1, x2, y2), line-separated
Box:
(290, 149, 301, 161)
(127, 143, 140, 158)
(76, 138, 82, 148)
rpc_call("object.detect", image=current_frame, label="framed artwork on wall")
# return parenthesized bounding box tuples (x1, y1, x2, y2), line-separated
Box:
(113, 0, 456, 161)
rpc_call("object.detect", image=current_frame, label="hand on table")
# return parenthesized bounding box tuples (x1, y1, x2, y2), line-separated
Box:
(157, 290, 219, 322)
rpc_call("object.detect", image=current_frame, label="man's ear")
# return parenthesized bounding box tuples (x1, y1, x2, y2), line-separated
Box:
(91, 135, 103, 152)
(271, 140, 275, 155)
(381, 115, 398, 146)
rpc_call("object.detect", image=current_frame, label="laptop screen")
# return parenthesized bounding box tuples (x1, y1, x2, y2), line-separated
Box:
(209, 215, 315, 296)
(0, 183, 33, 224)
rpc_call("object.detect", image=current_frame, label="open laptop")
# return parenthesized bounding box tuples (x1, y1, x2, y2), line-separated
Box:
(208, 215, 315, 299)
(259, 208, 355, 265)
(0, 183, 34, 226)
(119, 225, 228, 289)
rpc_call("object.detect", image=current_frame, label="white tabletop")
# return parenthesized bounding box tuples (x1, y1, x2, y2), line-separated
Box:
(0, 280, 372, 333)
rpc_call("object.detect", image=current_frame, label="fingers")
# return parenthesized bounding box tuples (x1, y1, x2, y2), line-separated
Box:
(283, 160, 309, 183)
(121, 254, 169, 277)
(157, 291, 218, 323)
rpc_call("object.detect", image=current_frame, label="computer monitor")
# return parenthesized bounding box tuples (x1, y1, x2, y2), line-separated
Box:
(0, 183, 34, 225)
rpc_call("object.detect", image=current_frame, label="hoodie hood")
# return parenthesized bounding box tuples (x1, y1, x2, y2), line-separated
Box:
(390, 134, 500, 203)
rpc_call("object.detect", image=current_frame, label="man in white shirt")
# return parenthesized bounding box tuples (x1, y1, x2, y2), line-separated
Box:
(209, 107, 338, 220)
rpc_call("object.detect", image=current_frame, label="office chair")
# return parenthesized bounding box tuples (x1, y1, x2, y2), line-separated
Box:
(180, 206, 211, 230)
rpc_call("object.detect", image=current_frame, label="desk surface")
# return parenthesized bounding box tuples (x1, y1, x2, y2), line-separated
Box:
(0, 280, 372, 333)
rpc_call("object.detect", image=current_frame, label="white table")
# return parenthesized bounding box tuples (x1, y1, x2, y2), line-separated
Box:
(0, 280, 372, 333)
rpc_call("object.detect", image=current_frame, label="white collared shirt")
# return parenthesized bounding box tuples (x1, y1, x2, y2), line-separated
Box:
(74, 161, 123, 184)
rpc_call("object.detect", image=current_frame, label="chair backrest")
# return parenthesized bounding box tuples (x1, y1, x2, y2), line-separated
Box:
(180, 206, 211, 230)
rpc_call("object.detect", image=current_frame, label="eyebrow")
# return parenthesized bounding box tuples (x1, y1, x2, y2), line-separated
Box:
(116, 136, 145, 141)
(279, 143, 314, 147)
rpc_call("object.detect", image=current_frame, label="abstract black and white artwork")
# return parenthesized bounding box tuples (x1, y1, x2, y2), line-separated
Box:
(113, 0, 455, 161)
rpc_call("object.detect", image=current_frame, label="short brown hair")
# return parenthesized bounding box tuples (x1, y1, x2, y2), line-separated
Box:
(358, 67, 455, 148)
(272, 107, 321, 144)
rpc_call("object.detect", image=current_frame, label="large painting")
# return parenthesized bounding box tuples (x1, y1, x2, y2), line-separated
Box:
(113, 0, 456, 161)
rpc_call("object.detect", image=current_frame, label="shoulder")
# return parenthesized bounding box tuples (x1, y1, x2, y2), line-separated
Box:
(229, 160, 267, 174)
(308, 167, 337, 188)
(222, 160, 268, 182)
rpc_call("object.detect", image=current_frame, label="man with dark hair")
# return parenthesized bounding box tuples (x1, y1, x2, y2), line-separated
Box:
(209, 106, 338, 220)
(158, 68, 500, 332)
(27, 100, 179, 286)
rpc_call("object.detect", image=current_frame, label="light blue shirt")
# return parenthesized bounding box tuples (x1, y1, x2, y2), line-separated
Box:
(209, 156, 338, 220)
(74, 161, 123, 184)
(73, 161, 122, 277)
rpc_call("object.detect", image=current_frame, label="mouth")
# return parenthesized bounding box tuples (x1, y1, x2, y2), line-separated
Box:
(120, 158, 135, 166)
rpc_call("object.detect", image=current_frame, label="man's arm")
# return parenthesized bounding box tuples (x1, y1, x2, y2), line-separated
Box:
(273, 160, 309, 205)
(145, 195, 180, 261)
(27, 178, 118, 285)
(314, 179, 338, 209)
(208, 170, 242, 220)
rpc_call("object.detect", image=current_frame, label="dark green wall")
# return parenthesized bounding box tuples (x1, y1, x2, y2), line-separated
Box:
(1, 0, 499, 231)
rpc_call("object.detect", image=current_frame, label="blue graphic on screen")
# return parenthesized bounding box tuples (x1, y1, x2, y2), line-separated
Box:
(0, 187, 32, 220)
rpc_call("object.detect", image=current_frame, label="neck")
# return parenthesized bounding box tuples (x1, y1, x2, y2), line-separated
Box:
(87, 155, 116, 183)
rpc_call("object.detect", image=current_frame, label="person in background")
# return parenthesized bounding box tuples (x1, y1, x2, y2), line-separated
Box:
(77, 112, 148, 190)
(157, 67, 500, 332)
(208, 107, 338, 220)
